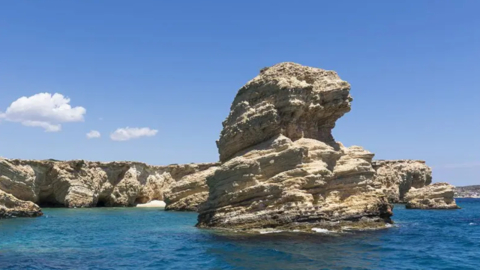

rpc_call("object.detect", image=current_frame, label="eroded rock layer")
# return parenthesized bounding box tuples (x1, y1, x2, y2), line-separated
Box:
(372, 160, 432, 203)
(0, 189, 42, 218)
(0, 158, 217, 208)
(197, 63, 393, 232)
(164, 165, 219, 211)
(405, 183, 459, 209)
(217, 62, 352, 162)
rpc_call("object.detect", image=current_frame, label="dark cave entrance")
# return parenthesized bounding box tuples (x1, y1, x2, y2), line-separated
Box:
(37, 193, 64, 208)
(134, 197, 149, 205)
(38, 201, 64, 208)
(96, 198, 108, 207)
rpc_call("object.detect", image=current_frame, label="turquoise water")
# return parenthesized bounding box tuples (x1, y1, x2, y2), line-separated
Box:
(1, 199, 479, 270)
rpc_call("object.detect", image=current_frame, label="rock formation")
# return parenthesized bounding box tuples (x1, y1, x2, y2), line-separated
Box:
(0, 62, 458, 224)
(197, 63, 393, 232)
(405, 182, 460, 209)
(164, 165, 219, 211)
(0, 158, 217, 208)
(0, 189, 43, 218)
(217, 63, 351, 162)
(372, 160, 432, 203)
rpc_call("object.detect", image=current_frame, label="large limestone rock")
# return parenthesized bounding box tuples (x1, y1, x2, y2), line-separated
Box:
(0, 189, 42, 218)
(197, 63, 393, 232)
(405, 183, 460, 209)
(0, 158, 217, 208)
(372, 160, 432, 203)
(217, 62, 352, 162)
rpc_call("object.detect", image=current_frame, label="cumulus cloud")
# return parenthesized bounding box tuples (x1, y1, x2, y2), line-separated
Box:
(86, 130, 101, 139)
(110, 127, 158, 141)
(0, 93, 86, 132)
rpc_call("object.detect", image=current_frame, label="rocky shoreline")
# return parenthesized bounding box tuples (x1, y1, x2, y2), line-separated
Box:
(0, 158, 217, 212)
(0, 63, 459, 232)
(0, 189, 43, 218)
(455, 185, 480, 198)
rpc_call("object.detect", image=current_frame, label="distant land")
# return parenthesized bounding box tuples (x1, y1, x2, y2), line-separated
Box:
(455, 185, 480, 198)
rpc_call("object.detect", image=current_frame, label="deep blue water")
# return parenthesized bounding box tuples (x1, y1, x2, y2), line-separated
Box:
(1, 199, 479, 270)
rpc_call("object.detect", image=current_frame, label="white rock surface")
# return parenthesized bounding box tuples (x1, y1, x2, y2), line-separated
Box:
(136, 200, 166, 208)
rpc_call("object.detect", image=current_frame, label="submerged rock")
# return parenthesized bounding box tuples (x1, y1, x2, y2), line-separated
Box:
(372, 160, 432, 203)
(0, 158, 217, 208)
(197, 63, 393, 232)
(0, 189, 42, 218)
(405, 183, 460, 209)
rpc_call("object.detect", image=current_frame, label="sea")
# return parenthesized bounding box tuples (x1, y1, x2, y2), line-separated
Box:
(0, 199, 479, 270)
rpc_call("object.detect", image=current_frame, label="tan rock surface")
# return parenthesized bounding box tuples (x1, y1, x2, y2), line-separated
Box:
(372, 160, 432, 203)
(197, 63, 393, 232)
(405, 182, 459, 209)
(164, 165, 219, 211)
(217, 62, 352, 162)
(0, 158, 217, 208)
(0, 189, 42, 218)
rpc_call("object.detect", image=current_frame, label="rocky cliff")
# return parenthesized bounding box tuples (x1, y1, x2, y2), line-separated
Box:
(0, 158, 217, 208)
(0, 189, 42, 218)
(217, 63, 351, 162)
(0, 63, 457, 221)
(372, 160, 432, 203)
(197, 63, 394, 232)
(405, 183, 459, 209)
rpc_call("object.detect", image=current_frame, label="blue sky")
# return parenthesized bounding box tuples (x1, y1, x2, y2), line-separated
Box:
(0, 1, 479, 186)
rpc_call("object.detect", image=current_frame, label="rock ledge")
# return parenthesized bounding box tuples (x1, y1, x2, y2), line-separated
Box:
(0, 189, 43, 218)
(405, 182, 460, 209)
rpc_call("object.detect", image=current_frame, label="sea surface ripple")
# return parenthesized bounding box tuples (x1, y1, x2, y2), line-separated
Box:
(1, 199, 479, 269)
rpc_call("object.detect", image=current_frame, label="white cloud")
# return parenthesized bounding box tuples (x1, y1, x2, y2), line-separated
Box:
(110, 127, 158, 141)
(23, 120, 61, 132)
(0, 93, 86, 132)
(86, 130, 101, 139)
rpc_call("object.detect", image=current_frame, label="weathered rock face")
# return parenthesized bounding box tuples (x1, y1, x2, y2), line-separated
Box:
(197, 63, 393, 232)
(0, 158, 217, 208)
(372, 160, 432, 203)
(217, 62, 352, 162)
(164, 165, 219, 211)
(0, 189, 42, 218)
(405, 183, 459, 209)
